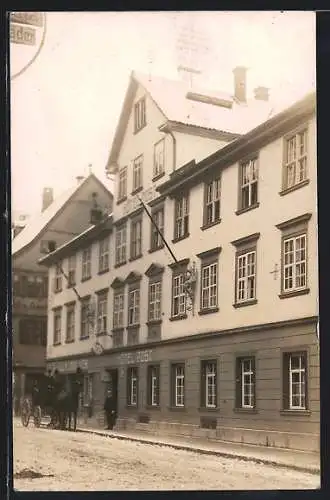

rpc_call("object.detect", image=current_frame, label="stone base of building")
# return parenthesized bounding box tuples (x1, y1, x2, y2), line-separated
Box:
(76, 413, 319, 453)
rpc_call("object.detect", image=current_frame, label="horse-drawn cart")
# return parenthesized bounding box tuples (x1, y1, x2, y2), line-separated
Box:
(20, 397, 43, 428)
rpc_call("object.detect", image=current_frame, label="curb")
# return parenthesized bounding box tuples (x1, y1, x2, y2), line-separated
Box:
(76, 428, 320, 476)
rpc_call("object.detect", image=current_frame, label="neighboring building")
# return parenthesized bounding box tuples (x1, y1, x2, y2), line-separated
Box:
(40, 70, 318, 452)
(12, 174, 113, 415)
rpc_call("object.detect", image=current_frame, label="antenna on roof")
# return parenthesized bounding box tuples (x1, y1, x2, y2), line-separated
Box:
(88, 163, 93, 174)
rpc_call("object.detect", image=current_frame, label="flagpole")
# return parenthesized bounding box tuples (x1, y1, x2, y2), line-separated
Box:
(136, 195, 178, 264)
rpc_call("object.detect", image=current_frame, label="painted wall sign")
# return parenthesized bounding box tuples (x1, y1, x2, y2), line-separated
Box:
(47, 358, 88, 373)
(118, 349, 152, 365)
(122, 186, 157, 216)
(9, 12, 46, 80)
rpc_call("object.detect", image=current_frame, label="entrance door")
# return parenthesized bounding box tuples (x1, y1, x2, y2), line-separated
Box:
(106, 369, 118, 412)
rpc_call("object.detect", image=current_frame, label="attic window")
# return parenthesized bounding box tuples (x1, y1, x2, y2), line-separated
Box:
(186, 91, 233, 109)
(134, 97, 146, 133)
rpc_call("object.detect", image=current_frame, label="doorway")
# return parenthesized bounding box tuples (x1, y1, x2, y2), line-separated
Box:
(106, 368, 118, 412)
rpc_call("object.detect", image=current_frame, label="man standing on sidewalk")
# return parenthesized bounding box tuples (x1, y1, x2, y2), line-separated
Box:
(104, 388, 116, 430)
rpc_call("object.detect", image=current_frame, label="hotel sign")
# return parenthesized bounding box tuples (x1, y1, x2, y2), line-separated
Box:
(13, 296, 47, 315)
(9, 12, 46, 80)
(118, 349, 152, 365)
(122, 186, 158, 216)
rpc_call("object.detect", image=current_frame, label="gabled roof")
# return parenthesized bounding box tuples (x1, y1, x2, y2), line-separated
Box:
(12, 173, 112, 258)
(106, 70, 275, 171)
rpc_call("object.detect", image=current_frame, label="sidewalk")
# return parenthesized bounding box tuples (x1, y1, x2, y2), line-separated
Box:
(76, 425, 320, 475)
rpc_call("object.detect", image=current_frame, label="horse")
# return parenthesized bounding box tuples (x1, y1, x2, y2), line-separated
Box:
(55, 377, 81, 431)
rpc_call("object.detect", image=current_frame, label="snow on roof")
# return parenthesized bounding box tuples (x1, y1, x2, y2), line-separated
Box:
(134, 71, 275, 135)
(12, 176, 100, 256)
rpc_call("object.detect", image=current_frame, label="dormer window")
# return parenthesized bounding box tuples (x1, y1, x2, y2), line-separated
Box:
(134, 97, 146, 133)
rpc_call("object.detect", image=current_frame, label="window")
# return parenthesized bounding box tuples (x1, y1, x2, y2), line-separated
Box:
(174, 194, 189, 240)
(150, 208, 164, 251)
(19, 318, 47, 345)
(153, 139, 165, 178)
(283, 129, 308, 190)
(276, 213, 311, 298)
(96, 292, 108, 334)
(283, 235, 307, 292)
(147, 365, 160, 407)
(201, 263, 218, 311)
(283, 352, 307, 410)
(204, 178, 221, 226)
(148, 281, 162, 321)
(239, 158, 258, 210)
(80, 297, 90, 339)
(231, 233, 259, 307)
(130, 218, 142, 260)
(235, 357, 256, 409)
(172, 364, 185, 407)
(54, 263, 62, 293)
(132, 155, 143, 192)
(82, 247, 92, 280)
(14, 273, 48, 298)
(66, 304, 75, 343)
(201, 360, 217, 408)
(82, 374, 93, 406)
(98, 236, 109, 273)
(68, 255, 76, 287)
(172, 274, 186, 318)
(118, 166, 127, 201)
(128, 288, 140, 326)
(127, 367, 138, 406)
(53, 308, 62, 345)
(134, 97, 146, 132)
(113, 290, 124, 329)
(115, 224, 127, 266)
(236, 251, 256, 303)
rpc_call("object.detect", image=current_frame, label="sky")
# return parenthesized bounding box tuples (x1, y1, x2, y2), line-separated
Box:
(10, 11, 315, 216)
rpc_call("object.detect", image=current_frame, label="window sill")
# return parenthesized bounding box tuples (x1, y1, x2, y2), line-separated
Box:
(81, 276, 91, 283)
(233, 299, 258, 309)
(169, 314, 187, 322)
(114, 261, 127, 269)
(279, 288, 310, 299)
(233, 407, 258, 414)
(152, 172, 165, 182)
(198, 406, 220, 412)
(145, 404, 160, 410)
(146, 319, 162, 326)
(98, 268, 109, 275)
(133, 123, 146, 135)
(116, 196, 127, 206)
(129, 254, 143, 262)
(235, 203, 260, 216)
(79, 336, 90, 341)
(148, 245, 164, 254)
(53, 342, 61, 347)
(279, 179, 310, 196)
(54, 289, 62, 294)
(112, 327, 124, 334)
(280, 409, 311, 416)
(96, 331, 108, 337)
(126, 404, 138, 409)
(127, 324, 140, 330)
(167, 406, 186, 412)
(172, 233, 190, 244)
(198, 307, 219, 316)
(65, 339, 75, 344)
(131, 186, 143, 196)
(200, 219, 221, 231)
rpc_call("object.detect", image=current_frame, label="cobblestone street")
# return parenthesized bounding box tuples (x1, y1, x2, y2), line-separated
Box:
(13, 421, 319, 491)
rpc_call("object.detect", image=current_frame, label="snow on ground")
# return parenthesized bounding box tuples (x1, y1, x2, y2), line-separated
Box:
(13, 420, 319, 491)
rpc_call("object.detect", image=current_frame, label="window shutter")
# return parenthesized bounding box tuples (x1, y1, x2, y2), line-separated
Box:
(282, 353, 290, 410)
(126, 368, 131, 406)
(200, 362, 206, 407)
(155, 365, 160, 406)
(235, 358, 241, 408)
(251, 357, 256, 408)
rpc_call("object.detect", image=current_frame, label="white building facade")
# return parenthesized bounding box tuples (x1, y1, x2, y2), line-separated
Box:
(42, 72, 318, 451)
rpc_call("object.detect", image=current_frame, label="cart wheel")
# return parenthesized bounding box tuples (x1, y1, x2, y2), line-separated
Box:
(33, 406, 42, 427)
(21, 400, 31, 427)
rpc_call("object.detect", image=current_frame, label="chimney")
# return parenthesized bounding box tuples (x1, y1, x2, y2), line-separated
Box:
(42, 187, 54, 212)
(254, 86, 269, 102)
(76, 176, 85, 184)
(233, 66, 247, 103)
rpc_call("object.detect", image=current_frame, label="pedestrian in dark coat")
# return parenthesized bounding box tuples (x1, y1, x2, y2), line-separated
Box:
(104, 389, 116, 430)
